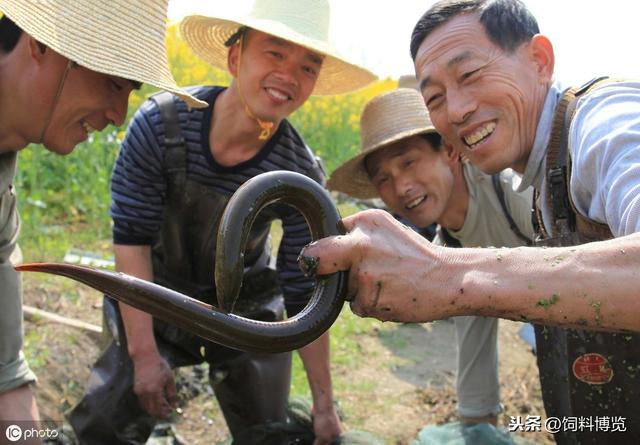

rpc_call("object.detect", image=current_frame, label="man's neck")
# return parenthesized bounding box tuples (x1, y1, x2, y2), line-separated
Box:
(0, 55, 31, 153)
(209, 85, 281, 167)
(438, 162, 470, 231)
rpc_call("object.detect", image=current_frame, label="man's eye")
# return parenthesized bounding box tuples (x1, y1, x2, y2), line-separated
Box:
(302, 66, 317, 76)
(426, 94, 443, 108)
(404, 159, 415, 169)
(268, 51, 283, 59)
(375, 176, 389, 187)
(462, 68, 480, 81)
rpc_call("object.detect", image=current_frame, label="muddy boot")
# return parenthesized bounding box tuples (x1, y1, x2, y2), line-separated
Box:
(212, 350, 292, 444)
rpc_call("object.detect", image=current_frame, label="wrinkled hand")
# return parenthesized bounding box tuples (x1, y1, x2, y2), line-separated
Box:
(300, 210, 458, 322)
(312, 404, 342, 445)
(132, 352, 177, 419)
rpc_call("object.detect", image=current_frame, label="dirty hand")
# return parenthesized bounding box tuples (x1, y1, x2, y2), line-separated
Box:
(132, 352, 177, 419)
(300, 209, 459, 322)
(312, 404, 342, 445)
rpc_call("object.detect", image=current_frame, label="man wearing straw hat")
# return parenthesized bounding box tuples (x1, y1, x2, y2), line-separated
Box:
(303, 0, 640, 442)
(328, 88, 534, 431)
(68, 0, 376, 444)
(0, 0, 205, 436)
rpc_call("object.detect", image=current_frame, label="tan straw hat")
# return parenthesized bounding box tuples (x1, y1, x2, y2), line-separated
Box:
(0, 0, 207, 109)
(180, 0, 377, 96)
(397, 74, 419, 90)
(327, 88, 438, 199)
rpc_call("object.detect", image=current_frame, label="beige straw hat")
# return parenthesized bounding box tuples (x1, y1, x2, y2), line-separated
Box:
(397, 74, 419, 90)
(0, 0, 207, 109)
(180, 0, 377, 96)
(327, 88, 438, 199)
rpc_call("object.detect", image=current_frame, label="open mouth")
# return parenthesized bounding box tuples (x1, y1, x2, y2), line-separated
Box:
(405, 195, 427, 210)
(463, 121, 496, 149)
(265, 87, 292, 102)
(81, 120, 97, 135)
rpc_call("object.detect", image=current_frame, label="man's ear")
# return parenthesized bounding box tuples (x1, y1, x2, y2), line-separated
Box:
(227, 43, 240, 77)
(27, 36, 47, 62)
(529, 34, 554, 83)
(443, 139, 460, 162)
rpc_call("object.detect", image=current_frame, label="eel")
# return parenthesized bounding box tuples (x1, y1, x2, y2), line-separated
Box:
(16, 171, 347, 353)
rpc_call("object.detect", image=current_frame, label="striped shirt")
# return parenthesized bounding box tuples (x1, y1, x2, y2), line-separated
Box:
(111, 86, 324, 314)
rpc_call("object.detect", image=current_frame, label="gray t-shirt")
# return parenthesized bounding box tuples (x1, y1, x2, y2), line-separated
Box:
(439, 162, 535, 247)
(0, 152, 19, 264)
(431, 162, 534, 418)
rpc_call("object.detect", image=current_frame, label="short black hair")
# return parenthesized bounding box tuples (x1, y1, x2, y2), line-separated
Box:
(410, 0, 539, 61)
(0, 15, 22, 53)
(364, 131, 444, 178)
(420, 132, 442, 152)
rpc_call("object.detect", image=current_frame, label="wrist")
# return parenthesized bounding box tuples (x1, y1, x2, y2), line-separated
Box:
(127, 339, 160, 361)
(312, 393, 335, 413)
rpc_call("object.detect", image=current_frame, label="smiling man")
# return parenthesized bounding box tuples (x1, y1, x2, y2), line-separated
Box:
(328, 88, 534, 428)
(302, 0, 640, 443)
(66, 1, 376, 444)
(0, 0, 204, 437)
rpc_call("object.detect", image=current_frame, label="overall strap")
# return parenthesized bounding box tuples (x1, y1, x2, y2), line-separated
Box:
(536, 77, 614, 244)
(151, 92, 188, 178)
(491, 174, 533, 245)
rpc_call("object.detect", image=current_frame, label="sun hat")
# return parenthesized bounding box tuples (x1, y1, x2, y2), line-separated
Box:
(180, 0, 377, 96)
(327, 88, 438, 199)
(0, 0, 207, 109)
(397, 74, 419, 90)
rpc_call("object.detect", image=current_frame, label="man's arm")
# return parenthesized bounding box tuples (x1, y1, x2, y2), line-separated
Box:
(301, 209, 640, 332)
(297, 332, 342, 444)
(114, 244, 177, 418)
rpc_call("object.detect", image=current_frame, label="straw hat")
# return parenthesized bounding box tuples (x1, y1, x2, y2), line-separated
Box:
(180, 0, 377, 96)
(397, 74, 419, 90)
(0, 0, 207, 109)
(327, 88, 438, 199)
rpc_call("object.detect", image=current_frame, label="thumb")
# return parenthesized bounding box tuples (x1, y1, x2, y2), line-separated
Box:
(299, 233, 357, 276)
(165, 377, 178, 408)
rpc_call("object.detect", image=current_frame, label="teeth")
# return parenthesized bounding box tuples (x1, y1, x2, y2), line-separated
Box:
(82, 121, 96, 134)
(464, 121, 496, 147)
(266, 88, 289, 101)
(406, 196, 425, 209)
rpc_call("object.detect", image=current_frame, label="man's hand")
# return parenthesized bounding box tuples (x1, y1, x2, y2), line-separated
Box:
(131, 351, 177, 419)
(312, 404, 342, 445)
(300, 209, 457, 322)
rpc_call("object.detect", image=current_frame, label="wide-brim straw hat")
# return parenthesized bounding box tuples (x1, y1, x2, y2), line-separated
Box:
(0, 0, 207, 109)
(180, 0, 377, 96)
(328, 88, 438, 199)
(397, 74, 419, 90)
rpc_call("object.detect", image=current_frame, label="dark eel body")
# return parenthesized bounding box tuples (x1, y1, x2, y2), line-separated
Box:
(16, 171, 348, 353)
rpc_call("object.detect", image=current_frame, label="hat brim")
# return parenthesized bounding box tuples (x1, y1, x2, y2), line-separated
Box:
(328, 127, 439, 199)
(0, 0, 207, 109)
(180, 15, 377, 96)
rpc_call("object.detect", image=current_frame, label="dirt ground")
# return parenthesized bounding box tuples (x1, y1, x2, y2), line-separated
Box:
(22, 274, 554, 445)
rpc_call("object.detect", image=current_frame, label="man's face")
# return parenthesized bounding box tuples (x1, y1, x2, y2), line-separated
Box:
(38, 50, 136, 155)
(229, 30, 323, 123)
(414, 13, 552, 174)
(366, 135, 455, 228)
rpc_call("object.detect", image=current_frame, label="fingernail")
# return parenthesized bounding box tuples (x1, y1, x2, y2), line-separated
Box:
(298, 253, 319, 278)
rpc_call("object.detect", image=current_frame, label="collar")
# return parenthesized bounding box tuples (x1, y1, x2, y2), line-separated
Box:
(517, 80, 567, 192)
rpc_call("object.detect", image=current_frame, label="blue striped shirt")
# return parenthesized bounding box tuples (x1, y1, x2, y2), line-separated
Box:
(111, 86, 325, 314)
